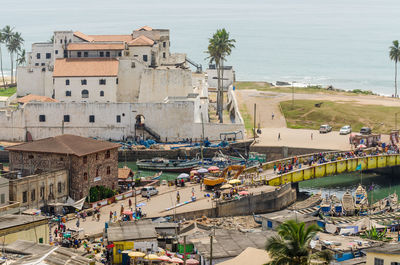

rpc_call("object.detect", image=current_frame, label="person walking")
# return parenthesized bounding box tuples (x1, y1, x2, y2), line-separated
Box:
(272, 112, 274, 120)
(278, 133, 281, 140)
(192, 187, 195, 197)
(146, 190, 151, 201)
(76, 218, 80, 228)
(176, 191, 180, 204)
(128, 198, 132, 208)
(109, 211, 113, 221)
(311, 133, 313, 140)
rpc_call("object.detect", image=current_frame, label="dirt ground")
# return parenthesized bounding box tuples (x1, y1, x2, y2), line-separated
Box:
(236, 89, 395, 150)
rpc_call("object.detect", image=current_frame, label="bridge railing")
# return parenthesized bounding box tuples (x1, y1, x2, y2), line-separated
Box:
(262, 154, 400, 186)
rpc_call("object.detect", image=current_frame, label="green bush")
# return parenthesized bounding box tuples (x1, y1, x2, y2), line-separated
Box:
(88, 185, 116, 202)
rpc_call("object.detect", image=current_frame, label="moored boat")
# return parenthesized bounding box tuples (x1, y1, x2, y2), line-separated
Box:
(320, 194, 331, 215)
(342, 190, 355, 216)
(137, 157, 199, 173)
(355, 184, 369, 209)
(330, 194, 343, 216)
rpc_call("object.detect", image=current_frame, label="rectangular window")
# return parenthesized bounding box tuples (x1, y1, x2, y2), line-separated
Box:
(374, 258, 384, 265)
(40, 186, 44, 199)
(89, 115, 95, 123)
(118, 52, 122, 56)
(35, 63, 39, 66)
(116, 78, 118, 84)
(55, 50, 58, 54)
(31, 189, 35, 202)
(99, 79, 106, 85)
(106, 51, 110, 57)
(105, 150, 110, 159)
(84, 52, 88, 57)
(66, 79, 70, 85)
(0, 194, 5, 204)
(77, 51, 81, 57)
(143, 55, 148, 62)
(163, 52, 166, 58)
(63, 115, 70, 122)
(99, 51, 104, 57)
(65, 90, 71, 96)
(36, 53, 40, 59)
(83, 156, 88, 164)
(39, 115, 46, 122)
(22, 191, 27, 203)
(58, 182, 62, 193)
(46, 53, 51, 59)
(391, 262, 400, 265)
(41, 63, 45, 66)
(163, 42, 166, 48)
(63, 50, 67, 58)
(81, 79, 87, 85)
(116, 115, 121, 123)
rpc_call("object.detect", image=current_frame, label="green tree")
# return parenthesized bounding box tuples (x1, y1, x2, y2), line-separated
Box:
(265, 220, 332, 265)
(17, 49, 26, 66)
(206, 29, 235, 123)
(0, 31, 5, 89)
(6, 31, 24, 84)
(389, 40, 400, 98)
(362, 226, 387, 241)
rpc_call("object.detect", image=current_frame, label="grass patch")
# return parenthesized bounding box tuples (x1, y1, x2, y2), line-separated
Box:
(239, 103, 254, 133)
(0, 86, 16, 97)
(281, 100, 400, 134)
(235, 81, 376, 96)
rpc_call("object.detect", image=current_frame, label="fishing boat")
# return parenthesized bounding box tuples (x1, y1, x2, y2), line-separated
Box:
(288, 191, 322, 210)
(137, 157, 199, 173)
(371, 192, 399, 214)
(355, 184, 369, 209)
(320, 194, 332, 215)
(342, 190, 355, 216)
(330, 194, 343, 216)
(253, 213, 263, 224)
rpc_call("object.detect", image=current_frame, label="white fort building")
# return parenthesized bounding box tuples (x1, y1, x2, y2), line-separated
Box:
(0, 26, 244, 142)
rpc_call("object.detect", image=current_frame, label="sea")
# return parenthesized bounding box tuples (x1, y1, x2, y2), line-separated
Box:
(1, 0, 400, 95)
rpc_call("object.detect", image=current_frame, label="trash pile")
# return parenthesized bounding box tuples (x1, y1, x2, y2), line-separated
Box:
(195, 215, 261, 231)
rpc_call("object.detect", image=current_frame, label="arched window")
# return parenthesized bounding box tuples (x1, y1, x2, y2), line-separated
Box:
(82, 89, 89, 98)
(100, 91, 104, 97)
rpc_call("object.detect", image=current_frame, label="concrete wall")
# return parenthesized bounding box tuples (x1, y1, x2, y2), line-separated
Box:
(0, 222, 49, 245)
(170, 185, 296, 220)
(366, 252, 400, 265)
(116, 58, 146, 102)
(54, 76, 117, 103)
(250, 146, 333, 162)
(206, 67, 235, 89)
(0, 177, 9, 207)
(28, 43, 54, 67)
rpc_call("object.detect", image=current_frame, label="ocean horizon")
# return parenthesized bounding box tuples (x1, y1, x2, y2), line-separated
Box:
(1, 0, 400, 95)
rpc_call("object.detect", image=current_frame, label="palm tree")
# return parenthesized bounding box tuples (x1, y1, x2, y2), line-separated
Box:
(390, 40, 400, 98)
(0, 31, 5, 89)
(17, 49, 26, 66)
(206, 29, 235, 123)
(6, 32, 24, 84)
(265, 220, 332, 265)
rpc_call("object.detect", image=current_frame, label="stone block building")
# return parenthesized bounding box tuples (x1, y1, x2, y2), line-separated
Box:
(6, 134, 120, 200)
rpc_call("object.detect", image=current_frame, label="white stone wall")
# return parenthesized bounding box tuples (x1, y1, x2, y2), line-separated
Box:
(53, 31, 75, 60)
(29, 43, 54, 67)
(206, 67, 235, 89)
(68, 50, 121, 58)
(138, 68, 193, 102)
(17, 67, 53, 97)
(127, 46, 152, 66)
(116, 58, 146, 102)
(54, 76, 117, 103)
(0, 101, 244, 142)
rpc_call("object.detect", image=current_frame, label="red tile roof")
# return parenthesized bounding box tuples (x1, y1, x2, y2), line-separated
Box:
(118, 167, 134, 179)
(6, 134, 121, 157)
(127, 35, 154, 46)
(135, 26, 153, 32)
(67, 43, 125, 51)
(18, 95, 58, 104)
(73, 31, 94, 42)
(53, 58, 119, 77)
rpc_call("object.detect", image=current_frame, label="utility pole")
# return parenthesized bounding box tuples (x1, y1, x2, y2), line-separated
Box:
(183, 235, 187, 265)
(253, 103, 256, 142)
(209, 235, 213, 265)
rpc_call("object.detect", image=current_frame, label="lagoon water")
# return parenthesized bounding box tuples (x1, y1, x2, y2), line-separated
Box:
(2, 0, 400, 94)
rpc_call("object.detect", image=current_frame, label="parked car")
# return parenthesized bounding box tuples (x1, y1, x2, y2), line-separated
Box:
(360, 127, 372, 135)
(340, 125, 352, 135)
(141, 186, 158, 197)
(319, 124, 332, 133)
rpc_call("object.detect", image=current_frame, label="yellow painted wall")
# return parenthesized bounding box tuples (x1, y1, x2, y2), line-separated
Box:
(358, 158, 367, 170)
(0, 223, 49, 245)
(337, 161, 346, 173)
(377, 156, 387, 168)
(367, 157, 377, 169)
(292, 171, 304, 182)
(325, 163, 336, 175)
(269, 177, 281, 186)
(366, 252, 400, 265)
(347, 159, 357, 172)
(387, 155, 396, 166)
(113, 241, 134, 264)
(396, 154, 400, 165)
(315, 165, 326, 178)
(281, 173, 292, 184)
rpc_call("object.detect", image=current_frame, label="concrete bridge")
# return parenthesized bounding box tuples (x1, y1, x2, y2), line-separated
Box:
(244, 152, 400, 186)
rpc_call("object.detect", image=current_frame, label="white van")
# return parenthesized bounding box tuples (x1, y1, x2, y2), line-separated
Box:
(141, 186, 158, 197)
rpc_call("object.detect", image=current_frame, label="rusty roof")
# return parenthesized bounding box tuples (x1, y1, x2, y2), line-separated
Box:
(6, 134, 121, 157)
(53, 58, 119, 77)
(67, 43, 125, 51)
(73, 31, 94, 42)
(18, 94, 58, 104)
(118, 167, 134, 179)
(128, 35, 154, 46)
(88, 35, 133, 42)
